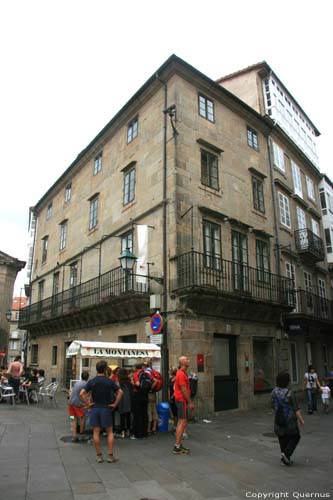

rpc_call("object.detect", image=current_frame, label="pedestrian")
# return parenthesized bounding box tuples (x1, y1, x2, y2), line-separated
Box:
(118, 368, 133, 438)
(68, 371, 89, 442)
(131, 362, 150, 439)
(303, 365, 321, 414)
(326, 366, 333, 394)
(7, 356, 23, 399)
(168, 367, 178, 432)
(80, 360, 123, 463)
(37, 369, 45, 386)
(272, 371, 304, 466)
(173, 356, 194, 455)
(319, 378, 331, 413)
(144, 360, 159, 436)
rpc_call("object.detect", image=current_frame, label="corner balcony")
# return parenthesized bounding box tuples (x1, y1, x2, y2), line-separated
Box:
(18, 266, 151, 336)
(171, 251, 294, 322)
(291, 289, 333, 321)
(294, 228, 325, 263)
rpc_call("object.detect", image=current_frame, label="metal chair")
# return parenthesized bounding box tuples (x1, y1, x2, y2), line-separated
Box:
(39, 382, 59, 407)
(19, 385, 30, 405)
(0, 385, 16, 406)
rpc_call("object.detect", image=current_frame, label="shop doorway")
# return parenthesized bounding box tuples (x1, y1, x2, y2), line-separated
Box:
(64, 341, 74, 388)
(214, 334, 238, 411)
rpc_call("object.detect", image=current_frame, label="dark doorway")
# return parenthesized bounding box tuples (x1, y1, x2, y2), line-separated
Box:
(214, 334, 238, 411)
(64, 341, 74, 388)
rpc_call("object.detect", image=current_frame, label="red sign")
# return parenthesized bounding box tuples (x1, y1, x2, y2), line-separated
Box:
(150, 313, 163, 334)
(197, 354, 204, 372)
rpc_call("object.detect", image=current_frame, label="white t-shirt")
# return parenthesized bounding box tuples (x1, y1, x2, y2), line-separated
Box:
(305, 372, 318, 389)
(321, 386, 330, 400)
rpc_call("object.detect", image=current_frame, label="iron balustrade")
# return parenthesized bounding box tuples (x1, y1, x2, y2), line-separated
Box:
(173, 250, 294, 306)
(18, 266, 150, 327)
(294, 228, 325, 261)
(293, 289, 333, 320)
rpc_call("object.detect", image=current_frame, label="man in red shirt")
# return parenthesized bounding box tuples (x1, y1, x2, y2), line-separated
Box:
(173, 356, 194, 455)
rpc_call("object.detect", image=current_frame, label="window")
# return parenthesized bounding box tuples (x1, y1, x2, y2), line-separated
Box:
(198, 94, 215, 122)
(253, 338, 274, 392)
(291, 161, 303, 198)
(232, 231, 249, 291)
(31, 344, 39, 365)
(89, 196, 99, 230)
(256, 240, 270, 282)
(123, 167, 136, 205)
(272, 142, 285, 172)
(65, 183, 72, 202)
(252, 176, 265, 213)
(94, 152, 102, 175)
(127, 117, 138, 144)
(286, 261, 297, 309)
(82, 358, 89, 368)
(289, 342, 298, 383)
(59, 221, 67, 250)
(201, 150, 219, 190)
(203, 220, 221, 269)
(320, 188, 327, 215)
(247, 127, 259, 151)
(318, 278, 328, 316)
(327, 192, 333, 213)
(51, 346, 58, 366)
(38, 280, 44, 302)
(324, 228, 332, 253)
(69, 262, 78, 288)
(304, 271, 313, 309)
(278, 192, 291, 228)
(46, 202, 52, 220)
(42, 236, 48, 263)
(121, 231, 133, 253)
(311, 218, 320, 237)
(9, 340, 18, 350)
(52, 272, 60, 296)
(306, 176, 315, 201)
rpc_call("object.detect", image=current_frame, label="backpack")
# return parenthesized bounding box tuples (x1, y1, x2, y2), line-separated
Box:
(151, 369, 163, 392)
(273, 390, 296, 432)
(189, 374, 198, 398)
(139, 370, 152, 393)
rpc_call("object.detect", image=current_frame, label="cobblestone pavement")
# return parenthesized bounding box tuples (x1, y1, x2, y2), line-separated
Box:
(1, 394, 332, 500)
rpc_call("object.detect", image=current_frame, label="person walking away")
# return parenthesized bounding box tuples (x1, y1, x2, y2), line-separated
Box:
(272, 371, 304, 466)
(168, 367, 178, 433)
(118, 368, 133, 438)
(68, 372, 89, 442)
(319, 378, 331, 413)
(131, 362, 150, 439)
(173, 356, 194, 455)
(326, 366, 333, 394)
(7, 356, 23, 400)
(144, 360, 160, 436)
(80, 360, 123, 463)
(304, 365, 321, 414)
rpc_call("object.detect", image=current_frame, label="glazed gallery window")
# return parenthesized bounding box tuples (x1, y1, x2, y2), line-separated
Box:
(198, 94, 215, 122)
(252, 176, 265, 213)
(123, 167, 136, 205)
(89, 196, 99, 230)
(59, 221, 67, 250)
(247, 127, 259, 151)
(291, 161, 303, 198)
(253, 337, 274, 393)
(127, 117, 138, 144)
(306, 176, 315, 201)
(94, 152, 102, 175)
(201, 150, 219, 190)
(278, 192, 291, 228)
(65, 182, 72, 202)
(203, 220, 221, 269)
(42, 236, 48, 263)
(272, 142, 285, 173)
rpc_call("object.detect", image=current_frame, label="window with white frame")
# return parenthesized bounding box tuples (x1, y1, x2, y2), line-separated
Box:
(278, 192, 291, 228)
(291, 161, 303, 198)
(94, 152, 102, 175)
(59, 221, 67, 250)
(272, 142, 285, 172)
(306, 176, 315, 201)
(65, 182, 72, 202)
(324, 228, 332, 253)
(289, 342, 298, 383)
(286, 261, 297, 309)
(127, 117, 138, 144)
(304, 271, 312, 293)
(123, 167, 136, 205)
(318, 278, 326, 298)
(89, 196, 99, 230)
(319, 188, 327, 215)
(198, 94, 215, 122)
(46, 202, 53, 220)
(311, 218, 320, 237)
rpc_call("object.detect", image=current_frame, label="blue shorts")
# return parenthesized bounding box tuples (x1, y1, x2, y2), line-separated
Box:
(89, 407, 113, 428)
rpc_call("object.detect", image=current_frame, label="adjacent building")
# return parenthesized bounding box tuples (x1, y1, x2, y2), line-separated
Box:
(19, 55, 333, 414)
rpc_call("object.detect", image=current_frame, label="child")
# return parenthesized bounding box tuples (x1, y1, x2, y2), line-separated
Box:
(320, 379, 331, 413)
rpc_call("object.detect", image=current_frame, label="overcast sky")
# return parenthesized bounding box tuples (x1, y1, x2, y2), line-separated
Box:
(1, 0, 332, 295)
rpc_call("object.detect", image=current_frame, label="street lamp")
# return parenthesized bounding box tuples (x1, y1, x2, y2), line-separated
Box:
(5, 309, 12, 322)
(119, 248, 137, 291)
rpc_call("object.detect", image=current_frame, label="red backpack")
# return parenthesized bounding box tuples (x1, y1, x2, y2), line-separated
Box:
(151, 369, 163, 392)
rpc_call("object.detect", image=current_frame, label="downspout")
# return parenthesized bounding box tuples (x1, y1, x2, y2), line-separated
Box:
(156, 73, 169, 401)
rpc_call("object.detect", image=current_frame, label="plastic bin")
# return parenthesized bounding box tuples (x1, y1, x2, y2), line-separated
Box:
(157, 402, 170, 432)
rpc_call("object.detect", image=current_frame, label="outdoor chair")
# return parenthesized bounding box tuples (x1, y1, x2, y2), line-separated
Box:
(0, 385, 16, 406)
(19, 385, 30, 405)
(39, 382, 59, 407)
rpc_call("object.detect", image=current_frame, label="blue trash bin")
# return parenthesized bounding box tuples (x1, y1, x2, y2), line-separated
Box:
(157, 402, 170, 432)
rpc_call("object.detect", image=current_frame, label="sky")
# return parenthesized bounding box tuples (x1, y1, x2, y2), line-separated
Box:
(0, 0, 332, 296)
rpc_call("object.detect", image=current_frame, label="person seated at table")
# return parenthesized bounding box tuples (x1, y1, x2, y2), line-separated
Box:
(37, 369, 45, 385)
(22, 368, 39, 402)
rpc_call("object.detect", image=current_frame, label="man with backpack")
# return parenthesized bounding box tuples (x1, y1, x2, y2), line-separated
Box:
(272, 371, 304, 466)
(131, 362, 151, 439)
(144, 360, 163, 435)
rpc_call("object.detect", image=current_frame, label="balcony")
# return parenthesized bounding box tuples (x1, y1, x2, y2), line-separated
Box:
(291, 289, 333, 321)
(294, 228, 325, 263)
(172, 251, 294, 321)
(19, 266, 151, 335)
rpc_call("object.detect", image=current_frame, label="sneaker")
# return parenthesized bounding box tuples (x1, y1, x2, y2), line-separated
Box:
(96, 454, 104, 463)
(71, 437, 79, 443)
(182, 432, 189, 440)
(180, 444, 190, 453)
(281, 453, 291, 466)
(120, 431, 125, 439)
(130, 435, 137, 440)
(107, 454, 118, 463)
(173, 445, 189, 455)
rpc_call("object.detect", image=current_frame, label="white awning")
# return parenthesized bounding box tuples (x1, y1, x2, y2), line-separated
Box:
(66, 340, 161, 359)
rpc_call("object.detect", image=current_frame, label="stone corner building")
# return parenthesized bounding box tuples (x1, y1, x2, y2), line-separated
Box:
(0, 251, 26, 362)
(19, 55, 333, 415)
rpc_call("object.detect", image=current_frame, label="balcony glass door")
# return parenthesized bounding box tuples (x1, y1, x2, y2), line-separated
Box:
(296, 207, 308, 249)
(232, 231, 249, 292)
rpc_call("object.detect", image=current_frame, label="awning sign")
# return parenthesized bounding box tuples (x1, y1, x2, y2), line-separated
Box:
(66, 340, 161, 359)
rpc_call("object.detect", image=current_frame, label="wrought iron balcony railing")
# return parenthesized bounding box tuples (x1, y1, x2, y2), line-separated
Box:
(172, 250, 294, 307)
(294, 228, 325, 262)
(19, 266, 150, 327)
(292, 289, 333, 320)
